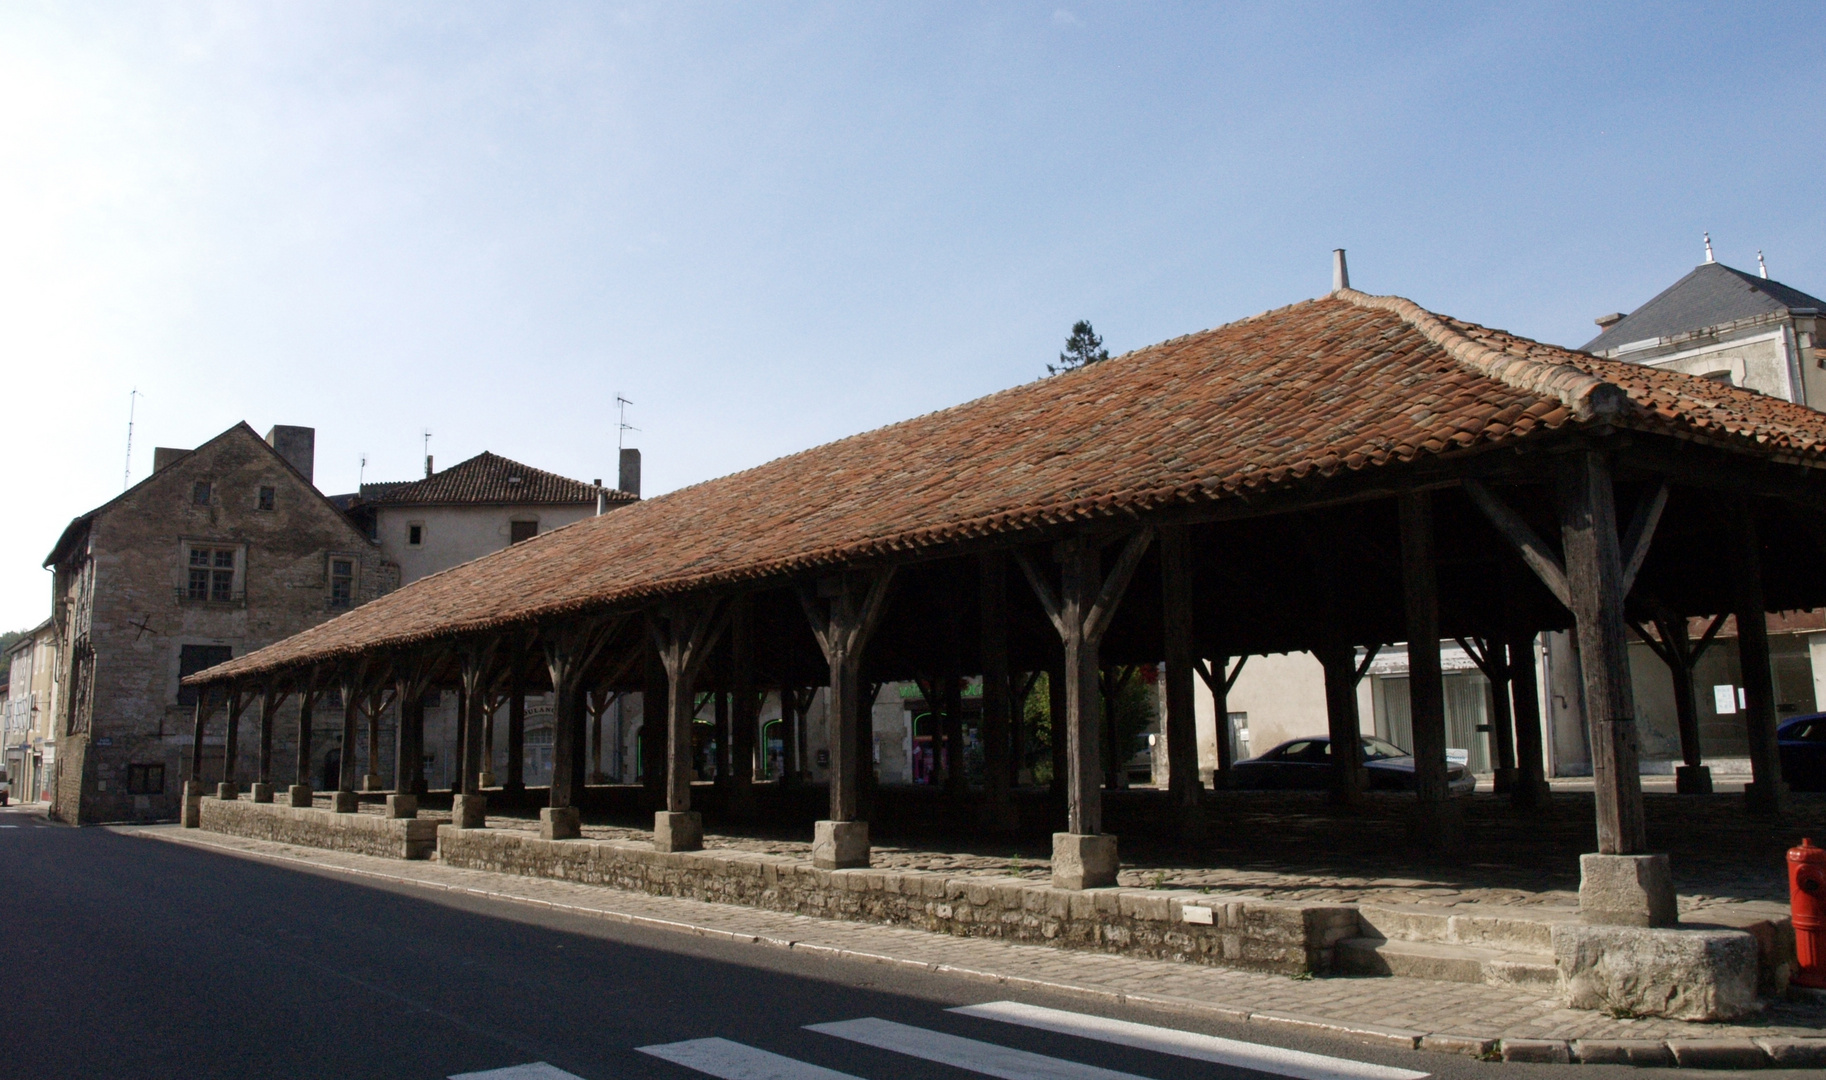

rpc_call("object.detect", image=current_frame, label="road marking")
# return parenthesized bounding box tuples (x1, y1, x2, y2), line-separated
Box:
(449, 1063, 586, 1080)
(950, 1002, 1429, 1080)
(640, 1037, 863, 1080)
(807, 1017, 1147, 1080)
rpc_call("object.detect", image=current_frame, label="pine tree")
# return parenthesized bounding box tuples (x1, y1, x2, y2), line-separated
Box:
(1048, 319, 1109, 375)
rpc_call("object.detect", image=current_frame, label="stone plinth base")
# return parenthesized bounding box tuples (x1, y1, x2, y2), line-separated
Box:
(1580, 853, 1677, 927)
(330, 791, 360, 814)
(434, 826, 1357, 976)
(1052, 832, 1118, 890)
(249, 782, 274, 804)
(813, 820, 869, 869)
(452, 794, 487, 829)
(478, 771, 495, 788)
(1676, 765, 1713, 794)
(181, 780, 204, 828)
(540, 806, 581, 840)
(655, 811, 703, 852)
(287, 784, 312, 808)
(215, 782, 238, 801)
(198, 798, 437, 859)
(1555, 923, 1759, 1021)
(384, 794, 418, 819)
(362, 774, 385, 792)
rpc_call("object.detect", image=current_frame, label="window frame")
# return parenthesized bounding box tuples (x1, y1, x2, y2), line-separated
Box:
(126, 763, 166, 795)
(257, 485, 276, 511)
(509, 519, 539, 544)
(326, 552, 360, 609)
(179, 540, 246, 605)
(191, 480, 212, 506)
(406, 522, 425, 547)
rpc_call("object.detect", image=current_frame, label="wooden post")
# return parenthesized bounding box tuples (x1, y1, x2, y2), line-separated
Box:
(1730, 502, 1784, 815)
(1558, 450, 1647, 853)
(338, 673, 362, 795)
(189, 691, 213, 785)
(365, 694, 382, 789)
(395, 696, 421, 793)
(730, 597, 758, 813)
(256, 684, 278, 789)
(1194, 655, 1245, 783)
(542, 618, 616, 829)
(222, 686, 246, 794)
(480, 691, 497, 785)
(1632, 610, 1723, 794)
(293, 681, 315, 790)
(506, 669, 526, 791)
(1016, 529, 1153, 889)
(1399, 492, 1452, 835)
(641, 647, 667, 805)
(1507, 630, 1548, 807)
(1316, 642, 1366, 805)
(980, 552, 1016, 828)
(1159, 525, 1201, 812)
(941, 572, 965, 799)
(452, 686, 470, 794)
(1487, 643, 1517, 790)
(799, 569, 895, 869)
(647, 598, 729, 851)
(1048, 661, 1067, 800)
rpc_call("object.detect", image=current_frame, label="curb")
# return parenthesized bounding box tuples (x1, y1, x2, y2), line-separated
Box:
(124, 827, 1825, 1069)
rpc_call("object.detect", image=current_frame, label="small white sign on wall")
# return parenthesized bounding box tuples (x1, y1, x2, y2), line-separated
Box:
(1713, 685, 1738, 715)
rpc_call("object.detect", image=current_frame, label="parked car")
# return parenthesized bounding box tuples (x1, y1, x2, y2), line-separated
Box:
(1230, 736, 1478, 796)
(1778, 713, 1826, 792)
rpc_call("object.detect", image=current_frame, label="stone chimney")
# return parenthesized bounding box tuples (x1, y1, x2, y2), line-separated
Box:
(264, 426, 316, 484)
(619, 448, 642, 499)
(153, 447, 190, 473)
(1594, 313, 1626, 331)
(425, 455, 434, 478)
(1332, 249, 1350, 293)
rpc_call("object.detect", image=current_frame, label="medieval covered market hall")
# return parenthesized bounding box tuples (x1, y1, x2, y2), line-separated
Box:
(183, 266, 1826, 928)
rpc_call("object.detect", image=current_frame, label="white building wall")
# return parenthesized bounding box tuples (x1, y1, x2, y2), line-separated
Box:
(377, 503, 596, 585)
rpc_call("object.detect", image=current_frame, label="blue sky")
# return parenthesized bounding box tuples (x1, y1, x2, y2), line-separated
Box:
(3, 2, 1822, 628)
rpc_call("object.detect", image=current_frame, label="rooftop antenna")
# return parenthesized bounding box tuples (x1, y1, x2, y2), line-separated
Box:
(1758, 250, 1769, 279)
(122, 388, 142, 491)
(616, 395, 639, 451)
(1704, 232, 1715, 264)
(358, 453, 367, 487)
(422, 428, 433, 477)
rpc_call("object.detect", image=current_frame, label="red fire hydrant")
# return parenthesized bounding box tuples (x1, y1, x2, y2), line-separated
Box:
(1792, 838, 1826, 989)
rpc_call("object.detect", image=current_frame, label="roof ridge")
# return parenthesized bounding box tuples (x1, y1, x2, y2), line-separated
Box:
(1334, 288, 1627, 421)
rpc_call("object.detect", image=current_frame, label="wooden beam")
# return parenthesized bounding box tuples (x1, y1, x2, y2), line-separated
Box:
(1400, 491, 1450, 810)
(1619, 481, 1669, 595)
(647, 597, 730, 822)
(1159, 525, 1200, 810)
(799, 568, 897, 825)
(1729, 501, 1785, 815)
(1463, 478, 1571, 609)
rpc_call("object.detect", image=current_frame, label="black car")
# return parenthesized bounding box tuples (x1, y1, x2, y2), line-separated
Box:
(1778, 713, 1826, 792)
(1230, 735, 1478, 796)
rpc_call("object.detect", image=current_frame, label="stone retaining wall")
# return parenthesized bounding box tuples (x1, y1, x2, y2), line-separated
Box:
(198, 798, 438, 860)
(435, 827, 1358, 975)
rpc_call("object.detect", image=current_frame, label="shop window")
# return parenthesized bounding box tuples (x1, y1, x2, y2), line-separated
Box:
(126, 763, 165, 794)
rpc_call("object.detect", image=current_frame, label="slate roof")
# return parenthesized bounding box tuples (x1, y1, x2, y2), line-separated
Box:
(353, 452, 630, 508)
(188, 288, 1826, 684)
(1583, 262, 1825, 354)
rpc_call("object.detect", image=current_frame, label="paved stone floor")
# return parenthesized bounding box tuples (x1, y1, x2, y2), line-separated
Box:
(321, 788, 1825, 911)
(129, 824, 1826, 1049)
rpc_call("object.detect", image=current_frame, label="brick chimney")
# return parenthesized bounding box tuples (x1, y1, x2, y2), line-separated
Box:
(264, 426, 316, 484)
(619, 448, 641, 499)
(152, 447, 190, 473)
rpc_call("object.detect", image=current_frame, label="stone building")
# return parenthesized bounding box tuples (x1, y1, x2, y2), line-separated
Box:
(42, 422, 395, 823)
(4, 619, 60, 804)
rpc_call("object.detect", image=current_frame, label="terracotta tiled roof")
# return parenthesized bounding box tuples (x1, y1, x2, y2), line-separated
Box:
(190, 290, 1826, 683)
(357, 452, 630, 507)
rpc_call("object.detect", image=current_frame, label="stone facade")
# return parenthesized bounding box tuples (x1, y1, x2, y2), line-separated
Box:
(198, 797, 437, 859)
(44, 423, 396, 824)
(434, 826, 1359, 974)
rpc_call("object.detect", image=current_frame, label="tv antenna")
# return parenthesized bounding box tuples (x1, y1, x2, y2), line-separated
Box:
(616, 395, 639, 451)
(358, 453, 368, 487)
(122, 388, 143, 491)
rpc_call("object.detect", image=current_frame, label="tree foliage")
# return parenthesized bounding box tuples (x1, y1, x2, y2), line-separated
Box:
(1048, 319, 1109, 375)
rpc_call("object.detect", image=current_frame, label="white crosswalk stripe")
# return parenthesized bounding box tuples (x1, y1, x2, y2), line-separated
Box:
(640, 1037, 864, 1080)
(807, 1017, 1149, 1080)
(950, 1002, 1428, 1080)
(449, 1063, 586, 1080)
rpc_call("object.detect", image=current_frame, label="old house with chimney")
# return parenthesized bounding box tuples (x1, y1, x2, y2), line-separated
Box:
(42, 422, 395, 823)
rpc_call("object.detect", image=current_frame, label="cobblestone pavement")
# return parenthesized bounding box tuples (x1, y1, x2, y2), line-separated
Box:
(127, 823, 1826, 1049)
(325, 789, 1825, 911)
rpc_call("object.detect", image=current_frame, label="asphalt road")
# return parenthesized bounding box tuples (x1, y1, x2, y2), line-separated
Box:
(0, 803, 1795, 1080)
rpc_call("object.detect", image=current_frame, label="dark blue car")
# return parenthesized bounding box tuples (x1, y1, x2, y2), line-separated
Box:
(1231, 736, 1478, 795)
(1779, 713, 1826, 792)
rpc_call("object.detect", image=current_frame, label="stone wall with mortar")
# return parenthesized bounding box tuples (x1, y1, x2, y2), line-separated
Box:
(435, 827, 1358, 974)
(199, 797, 436, 859)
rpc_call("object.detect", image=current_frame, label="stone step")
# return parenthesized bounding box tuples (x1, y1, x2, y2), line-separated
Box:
(1336, 936, 1560, 989)
(1356, 901, 1578, 953)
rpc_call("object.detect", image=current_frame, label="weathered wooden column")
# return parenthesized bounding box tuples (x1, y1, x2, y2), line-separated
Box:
(1158, 526, 1203, 824)
(291, 676, 317, 806)
(363, 690, 384, 792)
(641, 647, 668, 808)
(1730, 502, 1785, 816)
(1559, 450, 1673, 925)
(1048, 660, 1067, 801)
(1506, 630, 1549, 807)
(334, 668, 363, 812)
(941, 574, 966, 800)
(1633, 609, 1723, 795)
(1399, 491, 1453, 846)
(729, 597, 759, 817)
(253, 682, 286, 803)
(449, 644, 495, 826)
(1193, 655, 1244, 785)
(452, 687, 468, 793)
(1018, 529, 1153, 889)
(1315, 642, 1366, 806)
(800, 569, 895, 869)
(479, 690, 498, 788)
(648, 597, 728, 852)
(980, 552, 1017, 830)
(394, 695, 422, 795)
(542, 619, 615, 838)
(505, 666, 526, 792)
(182, 690, 219, 827)
(219, 685, 246, 800)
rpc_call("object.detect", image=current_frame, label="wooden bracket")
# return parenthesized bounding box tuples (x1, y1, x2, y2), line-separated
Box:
(1463, 479, 1571, 608)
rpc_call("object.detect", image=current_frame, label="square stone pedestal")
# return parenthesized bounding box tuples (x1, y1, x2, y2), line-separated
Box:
(813, 820, 869, 869)
(654, 811, 703, 852)
(287, 784, 313, 808)
(249, 782, 274, 804)
(452, 793, 487, 829)
(1580, 852, 1678, 927)
(181, 780, 205, 827)
(478, 771, 495, 789)
(1676, 764, 1713, 794)
(385, 794, 419, 820)
(1052, 832, 1118, 890)
(541, 806, 581, 840)
(215, 782, 239, 801)
(330, 791, 360, 814)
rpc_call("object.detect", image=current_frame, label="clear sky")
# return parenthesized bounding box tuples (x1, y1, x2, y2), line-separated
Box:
(3, 2, 1822, 630)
